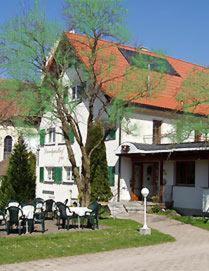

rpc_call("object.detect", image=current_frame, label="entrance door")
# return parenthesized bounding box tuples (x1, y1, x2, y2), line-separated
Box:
(143, 162, 159, 200)
(131, 163, 143, 201)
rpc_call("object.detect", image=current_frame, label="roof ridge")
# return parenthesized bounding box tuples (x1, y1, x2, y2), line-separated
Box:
(66, 32, 205, 69)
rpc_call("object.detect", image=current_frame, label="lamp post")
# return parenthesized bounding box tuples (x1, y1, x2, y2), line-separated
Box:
(140, 187, 151, 235)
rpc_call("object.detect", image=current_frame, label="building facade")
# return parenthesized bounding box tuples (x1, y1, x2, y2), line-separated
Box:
(36, 33, 209, 214)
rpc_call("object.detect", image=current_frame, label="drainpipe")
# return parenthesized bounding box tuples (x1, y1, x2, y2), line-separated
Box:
(117, 121, 122, 202)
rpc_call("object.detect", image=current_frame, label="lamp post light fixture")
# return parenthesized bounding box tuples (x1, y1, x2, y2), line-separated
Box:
(140, 187, 151, 235)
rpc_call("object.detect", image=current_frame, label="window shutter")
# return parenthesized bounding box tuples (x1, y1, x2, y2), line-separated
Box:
(69, 128, 75, 144)
(40, 129, 46, 146)
(40, 167, 44, 183)
(106, 129, 116, 141)
(53, 167, 62, 184)
(109, 129, 116, 140)
(108, 166, 115, 186)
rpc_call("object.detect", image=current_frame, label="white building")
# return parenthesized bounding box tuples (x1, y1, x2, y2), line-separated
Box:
(36, 33, 209, 214)
(0, 91, 38, 176)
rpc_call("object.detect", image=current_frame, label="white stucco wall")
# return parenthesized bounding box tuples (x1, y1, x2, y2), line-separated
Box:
(172, 160, 208, 210)
(0, 126, 38, 162)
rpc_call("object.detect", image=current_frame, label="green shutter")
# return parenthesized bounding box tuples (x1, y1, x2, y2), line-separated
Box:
(53, 167, 62, 184)
(40, 167, 44, 183)
(40, 129, 46, 146)
(108, 166, 115, 186)
(109, 129, 116, 140)
(69, 128, 75, 144)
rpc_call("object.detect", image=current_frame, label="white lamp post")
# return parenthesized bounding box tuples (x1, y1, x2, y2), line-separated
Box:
(140, 187, 151, 235)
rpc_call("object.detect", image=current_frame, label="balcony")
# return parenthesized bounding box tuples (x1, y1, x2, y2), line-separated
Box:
(143, 133, 208, 145)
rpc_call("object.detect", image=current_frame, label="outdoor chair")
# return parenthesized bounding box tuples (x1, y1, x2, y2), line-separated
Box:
(22, 204, 35, 233)
(33, 198, 44, 207)
(84, 201, 100, 230)
(55, 202, 76, 230)
(34, 204, 46, 233)
(5, 206, 25, 235)
(44, 199, 55, 219)
(7, 201, 20, 208)
(0, 209, 5, 226)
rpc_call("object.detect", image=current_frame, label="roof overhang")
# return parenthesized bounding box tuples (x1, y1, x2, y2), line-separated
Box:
(115, 142, 209, 156)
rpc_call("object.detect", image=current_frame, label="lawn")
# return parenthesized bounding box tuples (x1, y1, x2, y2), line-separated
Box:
(173, 215, 209, 231)
(149, 207, 209, 231)
(0, 218, 174, 265)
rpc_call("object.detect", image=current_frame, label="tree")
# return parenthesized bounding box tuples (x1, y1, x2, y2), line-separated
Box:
(87, 122, 112, 202)
(174, 68, 209, 141)
(0, 137, 36, 205)
(0, 176, 15, 208)
(0, 0, 165, 205)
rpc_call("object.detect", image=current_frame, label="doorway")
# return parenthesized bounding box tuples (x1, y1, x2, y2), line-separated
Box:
(131, 162, 160, 201)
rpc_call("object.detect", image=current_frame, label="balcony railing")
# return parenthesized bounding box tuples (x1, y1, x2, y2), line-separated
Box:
(143, 133, 208, 145)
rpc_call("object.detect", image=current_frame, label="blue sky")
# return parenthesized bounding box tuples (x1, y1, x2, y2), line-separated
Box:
(1, 0, 209, 66)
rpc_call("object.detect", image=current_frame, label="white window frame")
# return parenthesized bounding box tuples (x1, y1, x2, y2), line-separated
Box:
(65, 166, 74, 183)
(46, 167, 54, 182)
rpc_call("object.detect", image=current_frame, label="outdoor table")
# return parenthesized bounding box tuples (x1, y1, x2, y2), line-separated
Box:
(67, 207, 92, 228)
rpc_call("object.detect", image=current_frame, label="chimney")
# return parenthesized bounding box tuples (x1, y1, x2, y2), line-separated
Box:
(140, 46, 149, 52)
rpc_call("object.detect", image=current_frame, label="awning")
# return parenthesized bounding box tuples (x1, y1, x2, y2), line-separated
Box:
(115, 141, 209, 156)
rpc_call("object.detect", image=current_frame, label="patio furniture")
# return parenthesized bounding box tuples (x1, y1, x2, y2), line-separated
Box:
(34, 204, 46, 233)
(55, 202, 75, 230)
(69, 206, 92, 229)
(7, 201, 20, 208)
(85, 201, 100, 230)
(0, 209, 5, 226)
(22, 204, 35, 233)
(44, 199, 55, 219)
(5, 206, 25, 235)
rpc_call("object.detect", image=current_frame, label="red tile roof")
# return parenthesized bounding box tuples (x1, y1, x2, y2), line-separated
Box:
(0, 79, 20, 120)
(66, 33, 207, 115)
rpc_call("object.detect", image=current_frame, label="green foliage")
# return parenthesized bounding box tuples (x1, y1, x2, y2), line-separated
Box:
(0, 137, 36, 207)
(0, 0, 62, 83)
(64, 0, 129, 42)
(0, 176, 15, 208)
(150, 204, 162, 214)
(88, 122, 112, 202)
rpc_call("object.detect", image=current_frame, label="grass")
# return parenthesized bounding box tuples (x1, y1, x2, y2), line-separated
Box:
(0, 218, 174, 265)
(173, 215, 209, 230)
(149, 205, 209, 231)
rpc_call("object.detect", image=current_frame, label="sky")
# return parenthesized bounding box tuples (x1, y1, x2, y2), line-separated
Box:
(0, 0, 209, 66)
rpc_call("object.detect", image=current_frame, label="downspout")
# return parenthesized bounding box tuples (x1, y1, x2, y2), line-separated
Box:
(117, 121, 122, 202)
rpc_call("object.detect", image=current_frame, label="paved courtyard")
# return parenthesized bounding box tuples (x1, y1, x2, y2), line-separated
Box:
(1, 213, 209, 271)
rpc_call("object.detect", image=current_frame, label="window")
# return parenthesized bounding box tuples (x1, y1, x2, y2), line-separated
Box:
(176, 161, 195, 186)
(118, 48, 180, 76)
(48, 128, 56, 143)
(153, 120, 162, 144)
(65, 167, 74, 183)
(72, 85, 84, 100)
(4, 135, 12, 159)
(47, 167, 53, 181)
